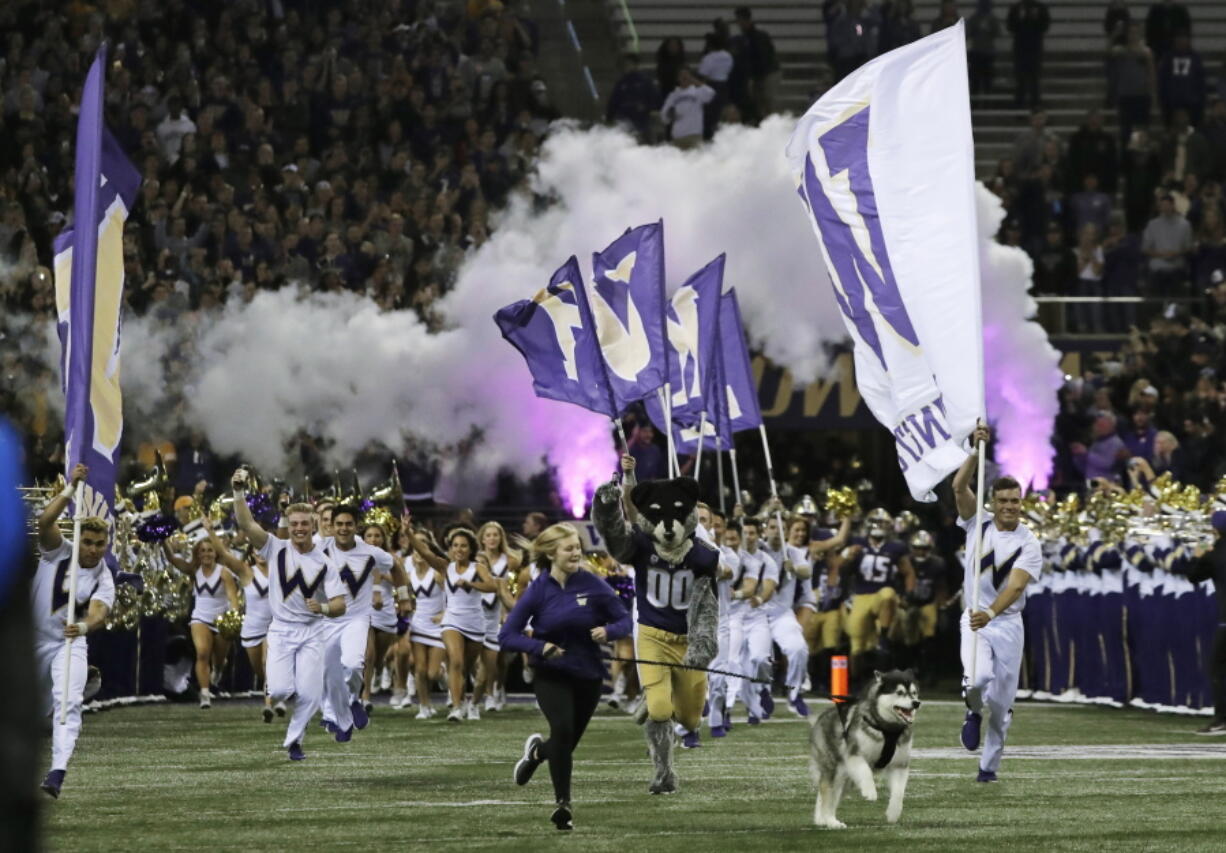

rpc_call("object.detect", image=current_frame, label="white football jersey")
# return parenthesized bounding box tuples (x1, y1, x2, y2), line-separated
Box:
(318, 536, 394, 617)
(258, 536, 346, 625)
(32, 540, 116, 645)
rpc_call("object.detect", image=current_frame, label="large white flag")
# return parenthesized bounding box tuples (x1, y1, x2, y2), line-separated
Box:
(785, 22, 984, 502)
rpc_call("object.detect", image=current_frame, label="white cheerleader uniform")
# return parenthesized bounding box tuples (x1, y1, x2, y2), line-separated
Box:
(240, 563, 272, 649)
(441, 561, 485, 643)
(481, 554, 509, 651)
(190, 566, 230, 632)
(409, 563, 445, 649)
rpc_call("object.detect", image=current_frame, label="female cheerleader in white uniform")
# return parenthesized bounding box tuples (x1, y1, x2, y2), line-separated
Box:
(361, 522, 411, 711)
(200, 516, 277, 720)
(473, 521, 519, 712)
(408, 527, 498, 721)
(164, 533, 239, 708)
(406, 530, 447, 718)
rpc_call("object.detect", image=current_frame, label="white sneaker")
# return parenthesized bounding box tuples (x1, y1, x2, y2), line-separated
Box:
(523, 665, 535, 685)
(390, 689, 407, 709)
(415, 706, 432, 720)
(466, 701, 481, 721)
(495, 685, 507, 711)
(380, 668, 393, 692)
(199, 689, 212, 710)
(406, 674, 417, 696)
(447, 707, 464, 722)
(484, 694, 498, 712)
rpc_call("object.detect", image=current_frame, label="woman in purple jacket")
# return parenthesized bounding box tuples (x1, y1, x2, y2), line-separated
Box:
(499, 522, 632, 831)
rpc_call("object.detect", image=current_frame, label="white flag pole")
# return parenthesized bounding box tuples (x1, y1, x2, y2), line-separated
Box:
(612, 418, 635, 486)
(729, 446, 742, 511)
(758, 424, 787, 546)
(694, 412, 707, 483)
(716, 444, 726, 514)
(61, 479, 85, 724)
(968, 423, 987, 688)
(660, 385, 678, 477)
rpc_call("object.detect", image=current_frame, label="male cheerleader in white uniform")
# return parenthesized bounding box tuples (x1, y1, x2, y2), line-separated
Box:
(952, 424, 1043, 782)
(762, 514, 813, 717)
(735, 518, 779, 723)
(35, 464, 115, 798)
(317, 504, 394, 739)
(231, 470, 347, 761)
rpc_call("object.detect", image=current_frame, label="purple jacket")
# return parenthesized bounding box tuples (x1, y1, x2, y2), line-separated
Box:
(499, 569, 632, 682)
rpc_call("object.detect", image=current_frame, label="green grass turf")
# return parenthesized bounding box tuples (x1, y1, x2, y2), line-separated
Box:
(41, 695, 1226, 852)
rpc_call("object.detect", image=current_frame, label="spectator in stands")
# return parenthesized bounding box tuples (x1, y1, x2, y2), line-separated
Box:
(607, 54, 661, 142)
(656, 37, 687, 100)
(826, 0, 875, 83)
(1104, 0, 1132, 106)
(1070, 412, 1130, 484)
(1032, 222, 1076, 295)
(1203, 96, 1226, 181)
(930, 1, 960, 34)
(697, 32, 735, 138)
(1158, 32, 1207, 127)
(626, 420, 667, 482)
(1150, 429, 1185, 478)
(1159, 109, 1212, 184)
(1193, 206, 1226, 288)
(1103, 217, 1143, 331)
(660, 68, 715, 150)
(1012, 108, 1059, 178)
(1120, 407, 1158, 459)
(1122, 130, 1163, 232)
(1112, 24, 1157, 148)
(1144, 0, 1191, 61)
(1067, 110, 1119, 194)
(966, 0, 1003, 99)
(1073, 224, 1106, 333)
(1014, 163, 1063, 254)
(1006, 0, 1050, 109)
(1070, 174, 1113, 239)
(732, 6, 780, 121)
(878, 0, 922, 54)
(1142, 193, 1194, 293)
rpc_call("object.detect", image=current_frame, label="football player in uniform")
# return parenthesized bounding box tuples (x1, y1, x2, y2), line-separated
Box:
(843, 508, 915, 683)
(893, 530, 948, 676)
(798, 515, 852, 695)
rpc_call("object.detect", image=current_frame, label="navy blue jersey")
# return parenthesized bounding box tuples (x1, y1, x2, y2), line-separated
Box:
(627, 530, 718, 634)
(910, 555, 946, 605)
(850, 537, 908, 595)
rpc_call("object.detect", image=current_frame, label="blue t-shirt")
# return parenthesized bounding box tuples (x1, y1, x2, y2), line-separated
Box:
(849, 537, 908, 595)
(626, 530, 718, 634)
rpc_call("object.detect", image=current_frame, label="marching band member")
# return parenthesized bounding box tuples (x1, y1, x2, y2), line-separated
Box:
(35, 464, 115, 799)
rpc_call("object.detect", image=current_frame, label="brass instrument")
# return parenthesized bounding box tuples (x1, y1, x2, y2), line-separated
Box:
(126, 452, 169, 498)
(369, 462, 403, 507)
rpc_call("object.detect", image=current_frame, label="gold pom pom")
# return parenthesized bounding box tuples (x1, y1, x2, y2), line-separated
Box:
(216, 608, 244, 640)
(823, 486, 860, 520)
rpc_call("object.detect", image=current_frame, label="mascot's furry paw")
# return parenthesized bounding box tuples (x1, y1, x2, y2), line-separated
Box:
(682, 576, 718, 669)
(594, 479, 622, 506)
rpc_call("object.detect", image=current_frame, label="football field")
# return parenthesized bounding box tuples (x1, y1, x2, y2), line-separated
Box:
(42, 695, 1226, 852)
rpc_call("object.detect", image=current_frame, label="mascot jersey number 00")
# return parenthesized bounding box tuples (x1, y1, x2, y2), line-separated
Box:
(591, 474, 719, 795)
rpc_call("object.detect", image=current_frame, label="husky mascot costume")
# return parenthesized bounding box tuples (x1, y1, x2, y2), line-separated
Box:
(592, 474, 719, 795)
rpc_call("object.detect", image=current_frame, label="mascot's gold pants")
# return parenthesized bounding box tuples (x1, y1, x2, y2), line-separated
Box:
(636, 624, 705, 732)
(846, 587, 898, 655)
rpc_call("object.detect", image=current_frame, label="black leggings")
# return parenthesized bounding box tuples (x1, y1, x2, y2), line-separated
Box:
(1211, 627, 1226, 721)
(532, 670, 602, 803)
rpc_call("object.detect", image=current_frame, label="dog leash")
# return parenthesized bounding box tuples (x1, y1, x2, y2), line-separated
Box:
(605, 655, 772, 684)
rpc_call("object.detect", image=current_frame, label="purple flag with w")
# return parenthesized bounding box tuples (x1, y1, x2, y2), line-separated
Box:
(495, 256, 617, 417)
(645, 254, 726, 449)
(588, 221, 668, 412)
(53, 45, 142, 526)
(718, 289, 763, 435)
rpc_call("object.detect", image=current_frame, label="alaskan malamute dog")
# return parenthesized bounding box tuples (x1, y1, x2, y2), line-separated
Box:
(808, 670, 921, 829)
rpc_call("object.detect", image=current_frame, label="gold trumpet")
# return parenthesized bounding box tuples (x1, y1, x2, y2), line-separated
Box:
(369, 462, 403, 507)
(210, 494, 235, 523)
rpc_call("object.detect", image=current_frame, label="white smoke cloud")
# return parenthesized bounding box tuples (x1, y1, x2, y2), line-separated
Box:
(8, 118, 1061, 503)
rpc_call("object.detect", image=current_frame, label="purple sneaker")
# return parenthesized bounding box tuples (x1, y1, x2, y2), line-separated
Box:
(723, 719, 734, 733)
(789, 696, 810, 718)
(40, 769, 65, 799)
(680, 731, 701, 749)
(320, 718, 338, 734)
(335, 724, 354, 743)
(287, 742, 306, 761)
(976, 769, 997, 783)
(710, 724, 727, 738)
(747, 714, 761, 726)
(760, 688, 775, 719)
(960, 711, 982, 751)
(350, 699, 369, 730)
(702, 699, 710, 717)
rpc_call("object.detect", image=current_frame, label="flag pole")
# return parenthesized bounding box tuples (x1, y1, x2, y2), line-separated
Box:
(716, 444, 726, 514)
(61, 479, 85, 723)
(969, 422, 987, 688)
(729, 446, 742, 511)
(694, 412, 707, 484)
(758, 424, 787, 545)
(660, 385, 678, 477)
